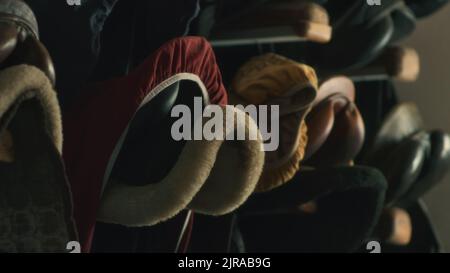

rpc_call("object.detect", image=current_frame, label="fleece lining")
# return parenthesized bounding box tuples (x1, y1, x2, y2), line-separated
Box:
(98, 105, 264, 226)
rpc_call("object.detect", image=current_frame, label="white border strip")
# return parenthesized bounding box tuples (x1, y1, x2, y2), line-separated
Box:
(100, 73, 210, 195)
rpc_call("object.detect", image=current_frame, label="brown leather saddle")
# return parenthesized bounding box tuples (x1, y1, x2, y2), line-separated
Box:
(304, 76, 365, 166)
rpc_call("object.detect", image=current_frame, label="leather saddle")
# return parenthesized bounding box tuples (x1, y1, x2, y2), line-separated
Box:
(238, 166, 387, 252)
(304, 76, 365, 167)
(209, 0, 332, 45)
(307, 0, 416, 72)
(112, 80, 200, 186)
(362, 103, 450, 206)
(0, 0, 54, 84)
(0, 65, 77, 252)
(0, 0, 75, 253)
(93, 79, 210, 253)
(230, 53, 318, 192)
(94, 80, 200, 252)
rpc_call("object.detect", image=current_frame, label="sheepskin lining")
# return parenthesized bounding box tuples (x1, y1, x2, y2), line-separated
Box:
(98, 105, 264, 226)
(189, 106, 264, 215)
(0, 65, 76, 252)
(100, 73, 209, 195)
(0, 65, 62, 152)
(98, 72, 264, 226)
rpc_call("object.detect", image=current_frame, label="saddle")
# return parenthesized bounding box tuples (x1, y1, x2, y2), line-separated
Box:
(363, 103, 450, 206)
(238, 166, 387, 252)
(231, 53, 318, 192)
(0, 0, 75, 253)
(308, 0, 416, 72)
(63, 37, 265, 252)
(304, 76, 365, 167)
(0, 0, 54, 84)
(210, 0, 332, 45)
(0, 65, 77, 252)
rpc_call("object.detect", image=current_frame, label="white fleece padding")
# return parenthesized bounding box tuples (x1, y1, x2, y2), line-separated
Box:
(189, 105, 264, 215)
(97, 106, 264, 227)
(0, 65, 61, 152)
(100, 73, 209, 195)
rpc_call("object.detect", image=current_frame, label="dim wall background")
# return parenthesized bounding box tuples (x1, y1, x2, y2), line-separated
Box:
(396, 4, 450, 251)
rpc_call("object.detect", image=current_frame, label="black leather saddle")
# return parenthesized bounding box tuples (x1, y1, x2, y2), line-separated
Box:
(238, 166, 387, 252)
(306, 0, 416, 72)
(92, 79, 206, 253)
(362, 104, 450, 206)
(112, 80, 205, 186)
(0, 0, 55, 84)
